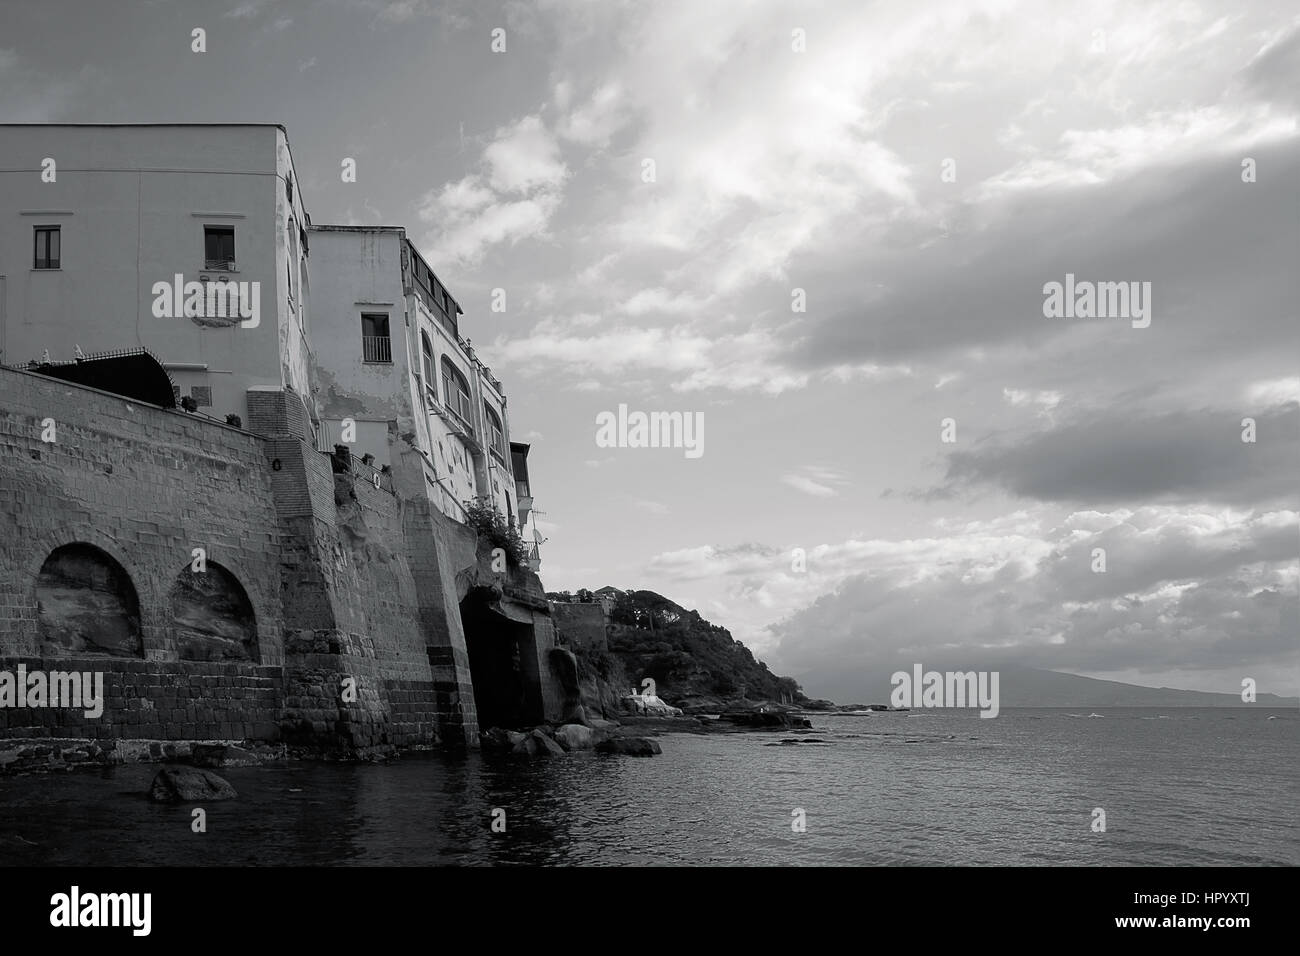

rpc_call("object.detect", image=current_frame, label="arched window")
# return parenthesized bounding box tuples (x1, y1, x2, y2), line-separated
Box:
(441, 356, 474, 433)
(421, 332, 436, 403)
(484, 402, 506, 461)
(36, 544, 143, 657)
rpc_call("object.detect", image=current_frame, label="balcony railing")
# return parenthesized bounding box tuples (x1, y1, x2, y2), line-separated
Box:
(362, 335, 392, 364)
(204, 259, 237, 272)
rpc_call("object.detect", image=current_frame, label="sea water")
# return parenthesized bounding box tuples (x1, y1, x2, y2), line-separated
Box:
(1, 708, 1295, 866)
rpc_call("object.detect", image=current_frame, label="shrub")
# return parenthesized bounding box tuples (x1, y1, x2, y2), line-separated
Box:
(464, 498, 529, 567)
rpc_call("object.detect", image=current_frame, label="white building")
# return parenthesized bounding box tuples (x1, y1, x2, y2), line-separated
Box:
(0, 124, 539, 564)
(0, 124, 315, 430)
(308, 225, 528, 545)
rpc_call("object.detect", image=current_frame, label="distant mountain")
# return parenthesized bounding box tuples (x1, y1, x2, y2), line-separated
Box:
(991, 667, 1297, 707)
(799, 662, 1298, 708)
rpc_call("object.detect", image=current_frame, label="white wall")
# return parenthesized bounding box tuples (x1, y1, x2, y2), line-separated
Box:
(307, 227, 411, 470)
(0, 125, 302, 425)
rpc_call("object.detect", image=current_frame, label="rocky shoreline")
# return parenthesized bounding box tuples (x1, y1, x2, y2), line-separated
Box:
(0, 685, 832, 779)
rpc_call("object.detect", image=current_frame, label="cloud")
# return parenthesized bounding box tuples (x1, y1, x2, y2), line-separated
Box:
(976, 104, 1296, 199)
(483, 115, 568, 194)
(1240, 22, 1300, 109)
(938, 402, 1299, 506)
(1003, 388, 1062, 412)
(491, 317, 907, 394)
(223, 1, 267, 18)
(1246, 376, 1300, 407)
(618, 288, 710, 316)
(790, 141, 1299, 374)
(781, 466, 850, 498)
(556, 82, 629, 148)
(420, 115, 568, 265)
(765, 505, 1298, 700)
(782, 474, 838, 498)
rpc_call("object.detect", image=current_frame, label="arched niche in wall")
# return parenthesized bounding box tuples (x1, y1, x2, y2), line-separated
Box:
(170, 563, 258, 662)
(36, 544, 144, 657)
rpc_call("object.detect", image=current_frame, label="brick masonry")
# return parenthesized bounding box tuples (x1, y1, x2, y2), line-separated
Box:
(0, 365, 566, 759)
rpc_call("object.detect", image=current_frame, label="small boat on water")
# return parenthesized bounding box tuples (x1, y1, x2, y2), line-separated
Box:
(1087, 713, 1104, 718)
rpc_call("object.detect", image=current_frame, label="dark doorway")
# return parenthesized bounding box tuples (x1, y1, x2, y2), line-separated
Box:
(460, 590, 543, 729)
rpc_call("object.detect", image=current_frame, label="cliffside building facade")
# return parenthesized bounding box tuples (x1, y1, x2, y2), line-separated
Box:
(0, 124, 560, 758)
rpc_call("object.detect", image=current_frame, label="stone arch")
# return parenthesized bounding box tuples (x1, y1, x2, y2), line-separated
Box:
(170, 561, 258, 662)
(186, 552, 279, 664)
(21, 528, 165, 650)
(35, 543, 144, 657)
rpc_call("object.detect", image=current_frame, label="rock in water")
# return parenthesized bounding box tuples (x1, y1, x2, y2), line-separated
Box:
(479, 728, 514, 751)
(191, 744, 258, 768)
(148, 767, 238, 802)
(619, 694, 683, 717)
(554, 724, 595, 751)
(595, 736, 662, 757)
(530, 729, 566, 757)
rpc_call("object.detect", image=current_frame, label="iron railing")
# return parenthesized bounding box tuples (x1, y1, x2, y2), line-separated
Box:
(362, 335, 392, 363)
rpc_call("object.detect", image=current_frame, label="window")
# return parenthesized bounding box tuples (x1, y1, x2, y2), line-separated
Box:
(441, 356, 474, 431)
(442, 290, 453, 315)
(484, 403, 506, 461)
(287, 225, 297, 301)
(34, 226, 60, 269)
(361, 313, 392, 363)
(204, 227, 236, 271)
(420, 332, 436, 402)
(191, 385, 212, 407)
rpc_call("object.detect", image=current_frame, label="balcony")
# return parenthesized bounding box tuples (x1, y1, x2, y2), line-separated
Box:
(433, 403, 481, 452)
(204, 259, 238, 272)
(362, 335, 392, 364)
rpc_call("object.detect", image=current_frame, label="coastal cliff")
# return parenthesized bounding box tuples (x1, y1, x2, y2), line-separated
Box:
(548, 588, 808, 716)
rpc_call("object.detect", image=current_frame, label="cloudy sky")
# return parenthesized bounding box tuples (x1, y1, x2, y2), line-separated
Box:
(4, 0, 1296, 699)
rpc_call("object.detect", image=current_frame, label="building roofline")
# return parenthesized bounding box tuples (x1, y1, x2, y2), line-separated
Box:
(2, 123, 311, 221)
(0, 123, 289, 130)
(404, 237, 464, 317)
(309, 224, 407, 234)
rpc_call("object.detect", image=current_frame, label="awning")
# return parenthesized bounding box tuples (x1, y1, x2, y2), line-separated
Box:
(33, 347, 178, 408)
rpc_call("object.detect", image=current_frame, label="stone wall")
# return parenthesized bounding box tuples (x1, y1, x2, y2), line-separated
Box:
(0, 368, 285, 665)
(0, 657, 280, 740)
(243, 385, 443, 755)
(0, 366, 443, 753)
(0, 364, 562, 757)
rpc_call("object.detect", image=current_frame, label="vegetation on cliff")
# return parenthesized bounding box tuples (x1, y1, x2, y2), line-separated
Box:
(549, 588, 806, 708)
(464, 499, 529, 566)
